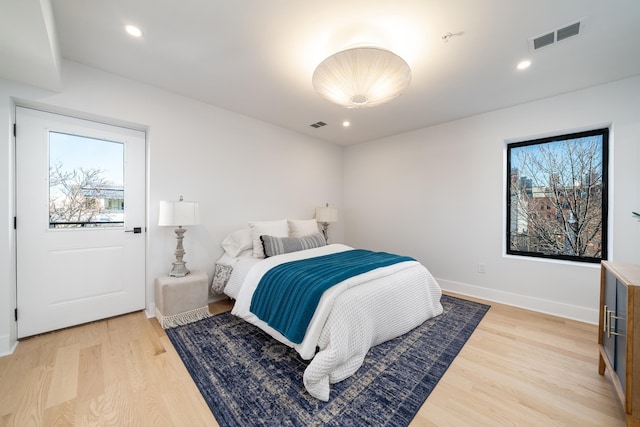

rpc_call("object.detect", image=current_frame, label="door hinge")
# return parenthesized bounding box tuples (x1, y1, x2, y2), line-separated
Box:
(13, 123, 16, 137)
(13, 216, 16, 230)
(14, 308, 17, 321)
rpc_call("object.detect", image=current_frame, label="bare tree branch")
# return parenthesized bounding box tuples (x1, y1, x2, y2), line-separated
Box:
(509, 136, 604, 259)
(49, 162, 113, 227)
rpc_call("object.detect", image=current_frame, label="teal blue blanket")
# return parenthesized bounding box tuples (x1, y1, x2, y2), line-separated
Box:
(249, 249, 415, 344)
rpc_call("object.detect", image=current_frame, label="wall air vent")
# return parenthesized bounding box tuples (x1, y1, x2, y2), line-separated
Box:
(528, 18, 586, 52)
(310, 121, 327, 128)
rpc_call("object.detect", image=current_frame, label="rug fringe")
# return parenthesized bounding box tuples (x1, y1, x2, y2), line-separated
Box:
(157, 306, 211, 329)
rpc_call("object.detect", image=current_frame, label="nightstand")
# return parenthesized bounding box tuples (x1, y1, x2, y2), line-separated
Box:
(155, 270, 211, 329)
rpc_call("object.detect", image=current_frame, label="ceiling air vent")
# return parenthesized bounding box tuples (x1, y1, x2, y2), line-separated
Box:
(557, 22, 580, 41)
(310, 121, 327, 128)
(529, 18, 585, 52)
(533, 32, 555, 50)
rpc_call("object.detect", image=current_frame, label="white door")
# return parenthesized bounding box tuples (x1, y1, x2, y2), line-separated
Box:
(16, 106, 146, 338)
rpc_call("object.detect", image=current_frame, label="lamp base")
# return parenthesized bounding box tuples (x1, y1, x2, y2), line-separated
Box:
(169, 262, 190, 277)
(320, 222, 330, 243)
(168, 226, 190, 277)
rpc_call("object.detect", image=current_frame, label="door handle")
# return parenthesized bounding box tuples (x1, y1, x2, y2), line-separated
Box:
(125, 227, 142, 234)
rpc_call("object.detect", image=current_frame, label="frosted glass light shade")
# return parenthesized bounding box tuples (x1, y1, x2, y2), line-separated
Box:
(312, 47, 411, 108)
(316, 206, 338, 223)
(158, 200, 201, 226)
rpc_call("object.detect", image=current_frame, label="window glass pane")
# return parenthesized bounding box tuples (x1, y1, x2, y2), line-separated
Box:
(49, 131, 124, 229)
(506, 128, 608, 263)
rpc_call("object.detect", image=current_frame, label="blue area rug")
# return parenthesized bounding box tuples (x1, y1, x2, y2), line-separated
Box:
(167, 294, 489, 426)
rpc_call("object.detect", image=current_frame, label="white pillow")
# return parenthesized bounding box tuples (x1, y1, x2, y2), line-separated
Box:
(288, 218, 319, 237)
(221, 228, 253, 257)
(248, 219, 288, 258)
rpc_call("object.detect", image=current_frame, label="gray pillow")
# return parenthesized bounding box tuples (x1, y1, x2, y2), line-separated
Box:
(260, 232, 326, 258)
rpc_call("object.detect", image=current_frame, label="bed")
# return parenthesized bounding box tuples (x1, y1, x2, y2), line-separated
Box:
(212, 220, 443, 401)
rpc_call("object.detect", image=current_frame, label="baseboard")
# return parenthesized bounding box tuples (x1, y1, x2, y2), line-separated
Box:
(145, 302, 156, 319)
(438, 278, 599, 325)
(208, 294, 228, 303)
(0, 334, 18, 357)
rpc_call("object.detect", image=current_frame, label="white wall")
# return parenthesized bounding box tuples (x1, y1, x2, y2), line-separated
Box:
(344, 76, 640, 323)
(2, 60, 638, 356)
(0, 60, 344, 355)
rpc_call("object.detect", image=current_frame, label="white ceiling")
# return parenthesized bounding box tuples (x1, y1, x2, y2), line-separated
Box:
(2, 0, 640, 145)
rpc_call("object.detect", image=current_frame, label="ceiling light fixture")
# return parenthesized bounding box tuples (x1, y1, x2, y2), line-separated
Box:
(312, 47, 411, 108)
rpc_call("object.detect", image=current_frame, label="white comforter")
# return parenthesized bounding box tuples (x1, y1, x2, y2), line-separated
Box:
(231, 244, 443, 401)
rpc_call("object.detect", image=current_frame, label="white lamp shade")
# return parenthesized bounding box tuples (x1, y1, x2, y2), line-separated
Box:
(312, 47, 411, 108)
(316, 206, 338, 223)
(158, 200, 201, 226)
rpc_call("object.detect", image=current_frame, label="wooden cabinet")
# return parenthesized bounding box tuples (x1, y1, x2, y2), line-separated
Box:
(599, 261, 640, 426)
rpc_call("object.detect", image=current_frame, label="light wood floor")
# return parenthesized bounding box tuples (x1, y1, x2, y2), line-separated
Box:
(0, 293, 627, 426)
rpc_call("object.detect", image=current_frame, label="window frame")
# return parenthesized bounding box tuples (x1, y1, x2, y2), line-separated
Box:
(505, 127, 609, 264)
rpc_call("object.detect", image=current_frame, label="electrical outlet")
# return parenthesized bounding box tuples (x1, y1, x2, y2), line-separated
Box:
(477, 263, 486, 273)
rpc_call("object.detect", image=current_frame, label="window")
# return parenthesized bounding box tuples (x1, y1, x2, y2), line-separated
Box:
(49, 131, 125, 229)
(506, 128, 609, 263)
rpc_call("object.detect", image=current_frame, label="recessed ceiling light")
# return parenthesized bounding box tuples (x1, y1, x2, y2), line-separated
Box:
(125, 25, 143, 38)
(517, 60, 531, 70)
(343, 121, 350, 127)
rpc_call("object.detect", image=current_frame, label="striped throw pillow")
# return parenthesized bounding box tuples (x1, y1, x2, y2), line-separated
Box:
(260, 233, 326, 258)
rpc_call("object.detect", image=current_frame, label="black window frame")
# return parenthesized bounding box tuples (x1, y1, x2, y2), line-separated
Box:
(506, 128, 609, 263)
